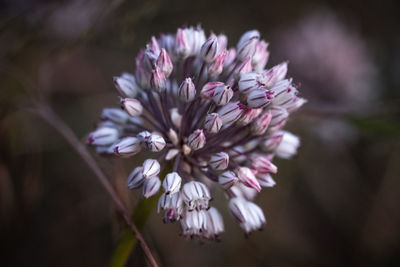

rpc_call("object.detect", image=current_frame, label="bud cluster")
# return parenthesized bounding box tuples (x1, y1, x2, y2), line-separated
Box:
(87, 26, 306, 241)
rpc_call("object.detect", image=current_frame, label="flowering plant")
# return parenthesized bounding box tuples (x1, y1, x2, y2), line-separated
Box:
(87, 26, 306, 240)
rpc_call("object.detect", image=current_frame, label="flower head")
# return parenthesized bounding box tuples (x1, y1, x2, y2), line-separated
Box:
(87, 26, 306, 240)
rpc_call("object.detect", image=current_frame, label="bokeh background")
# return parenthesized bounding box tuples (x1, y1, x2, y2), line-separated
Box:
(1, 0, 400, 266)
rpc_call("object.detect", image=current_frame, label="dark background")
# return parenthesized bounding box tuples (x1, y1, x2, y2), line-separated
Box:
(1, 0, 400, 266)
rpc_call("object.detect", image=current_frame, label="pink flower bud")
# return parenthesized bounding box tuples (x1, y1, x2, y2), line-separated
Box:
(213, 85, 234, 106)
(251, 155, 278, 174)
(156, 48, 173, 77)
(247, 89, 274, 108)
(251, 111, 272, 135)
(178, 77, 196, 102)
(121, 98, 143, 117)
(237, 108, 262, 126)
(150, 66, 167, 92)
(262, 132, 284, 151)
(237, 167, 261, 192)
(204, 113, 222, 133)
(262, 62, 288, 87)
(208, 49, 227, 77)
(252, 40, 269, 72)
(236, 56, 253, 76)
(200, 81, 224, 99)
(175, 28, 191, 58)
(188, 129, 206, 150)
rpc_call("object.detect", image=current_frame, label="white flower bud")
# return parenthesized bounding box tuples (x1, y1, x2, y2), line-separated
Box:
(270, 79, 298, 106)
(274, 131, 300, 159)
(114, 137, 141, 157)
(175, 28, 191, 58)
(257, 173, 276, 188)
(137, 131, 151, 143)
(247, 89, 274, 108)
(178, 78, 196, 102)
(101, 108, 129, 124)
(182, 181, 211, 211)
(218, 171, 238, 189)
(113, 73, 139, 98)
(236, 30, 260, 61)
(213, 85, 234, 106)
(229, 197, 265, 233)
(165, 149, 180, 160)
(145, 134, 166, 152)
(188, 129, 206, 150)
(209, 152, 229, 170)
(87, 127, 119, 146)
(142, 159, 161, 179)
(170, 108, 182, 128)
(121, 98, 143, 117)
(127, 166, 144, 189)
(204, 113, 222, 133)
(150, 65, 167, 92)
(200, 81, 224, 99)
(156, 48, 173, 77)
(237, 167, 261, 192)
(162, 172, 182, 194)
(142, 176, 161, 198)
(204, 207, 224, 238)
(238, 72, 266, 94)
(200, 37, 219, 63)
(217, 102, 246, 125)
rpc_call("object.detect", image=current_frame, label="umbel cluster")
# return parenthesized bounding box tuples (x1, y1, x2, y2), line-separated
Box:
(87, 26, 305, 240)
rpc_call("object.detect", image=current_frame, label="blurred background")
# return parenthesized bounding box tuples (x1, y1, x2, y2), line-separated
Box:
(1, 0, 399, 266)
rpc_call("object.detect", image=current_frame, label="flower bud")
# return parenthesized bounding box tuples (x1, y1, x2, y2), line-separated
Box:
(209, 152, 229, 170)
(200, 37, 219, 63)
(170, 108, 182, 128)
(247, 89, 274, 108)
(150, 66, 167, 92)
(162, 172, 182, 194)
(274, 131, 300, 159)
(229, 197, 265, 233)
(188, 129, 206, 150)
(145, 134, 166, 152)
(213, 85, 233, 106)
(224, 48, 236, 67)
(87, 127, 119, 146)
(217, 34, 228, 50)
(217, 102, 246, 125)
(137, 130, 151, 143)
(121, 98, 143, 117)
(270, 79, 298, 106)
(251, 111, 272, 136)
(261, 133, 284, 151)
(204, 113, 222, 133)
(142, 176, 161, 198)
(156, 48, 173, 77)
(236, 30, 260, 61)
(218, 171, 238, 189)
(208, 49, 227, 77)
(236, 56, 253, 76)
(101, 108, 129, 124)
(200, 81, 224, 99)
(182, 181, 211, 210)
(114, 137, 141, 157)
(270, 106, 289, 127)
(237, 108, 262, 126)
(257, 173, 276, 188)
(285, 97, 307, 113)
(204, 207, 225, 238)
(252, 40, 269, 72)
(262, 62, 288, 87)
(127, 166, 144, 189)
(237, 167, 261, 192)
(142, 159, 161, 179)
(251, 155, 277, 174)
(178, 77, 196, 102)
(175, 28, 191, 58)
(238, 72, 266, 94)
(113, 73, 139, 98)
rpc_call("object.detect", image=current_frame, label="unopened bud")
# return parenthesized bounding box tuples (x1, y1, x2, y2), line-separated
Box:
(217, 102, 246, 125)
(188, 129, 206, 150)
(201, 81, 224, 99)
(163, 172, 182, 194)
(252, 155, 277, 174)
(142, 159, 161, 179)
(209, 152, 229, 170)
(142, 176, 161, 198)
(127, 167, 144, 189)
(87, 127, 119, 146)
(113, 73, 139, 98)
(150, 66, 167, 92)
(218, 171, 238, 189)
(121, 98, 143, 117)
(145, 134, 166, 152)
(257, 173, 276, 187)
(270, 106, 289, 127)
(262, 62, 288, 87)
(179, 77, 196, 102)
(114, 137, 141, 157)
(238, 72, 265, 94)
(156, 48, 173, 77)
(251, 111, 272, 135)
(200, 37, 219, 63)
(204, 113, 222, 133)
(236, 30, 260, 61)
(175, 28, 190, 58)
(252, 40, 269, 72)
(208, 49, 227, 77)
(101, 108, 129, 124)
(213, 85, 233, 106)
(247, 89, 274, 108)
(237, 167, 261, 192)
